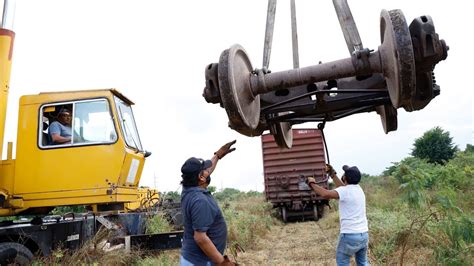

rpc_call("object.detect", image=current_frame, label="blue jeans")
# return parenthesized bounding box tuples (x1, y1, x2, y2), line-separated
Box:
(180, 255, 211, 266)
(336, 232, 369, 266)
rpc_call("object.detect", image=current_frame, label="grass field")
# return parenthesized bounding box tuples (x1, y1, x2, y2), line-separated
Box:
(36, 148, 473, 265)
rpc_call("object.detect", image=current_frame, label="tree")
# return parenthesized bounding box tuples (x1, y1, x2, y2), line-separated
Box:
(161, 191, 181, 202)
(411, 127, 457, 164)
(207, 186, 217, 194)
(213, 188, 242, 202)
(465, 144, 474, 153)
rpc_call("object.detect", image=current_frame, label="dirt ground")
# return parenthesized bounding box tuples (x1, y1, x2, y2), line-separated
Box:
(236, 207, 342, 265)
(159, 205, 435, 265)
(160, 207, 378, 265)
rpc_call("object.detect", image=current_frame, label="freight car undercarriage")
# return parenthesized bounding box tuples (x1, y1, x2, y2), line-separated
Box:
(269, 176, 330, 222)
(276, 199, 329, 223)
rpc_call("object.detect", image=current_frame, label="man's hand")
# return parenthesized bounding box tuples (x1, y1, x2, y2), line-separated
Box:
(306, 177, 316, 186)
(215, 140, 237, 159)
(325, 164, 336, 176)
(216, 255, 237, 266)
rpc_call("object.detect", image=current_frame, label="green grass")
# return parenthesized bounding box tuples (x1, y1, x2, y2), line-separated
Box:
(41, 149, 473, 264)
(133, 194, 279, 265)
(145, 212, 174, 234)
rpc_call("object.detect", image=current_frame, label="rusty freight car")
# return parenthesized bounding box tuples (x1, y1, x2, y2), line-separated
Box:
(261, 129, 329, 222)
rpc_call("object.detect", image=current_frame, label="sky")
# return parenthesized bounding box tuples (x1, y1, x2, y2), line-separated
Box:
(3, 0, 473, 193)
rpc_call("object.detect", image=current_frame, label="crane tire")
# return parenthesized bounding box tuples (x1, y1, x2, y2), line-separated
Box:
(0, 242, 34, 265)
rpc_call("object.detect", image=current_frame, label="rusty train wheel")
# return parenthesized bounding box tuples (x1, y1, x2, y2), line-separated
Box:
(270, 115, 293, 149)
(376, 104, 398, 133)
(218, 44, 261, 136)
(379, 9, 416, 109)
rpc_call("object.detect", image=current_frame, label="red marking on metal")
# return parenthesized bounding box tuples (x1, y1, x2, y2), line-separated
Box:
(0, 29, 15, 60)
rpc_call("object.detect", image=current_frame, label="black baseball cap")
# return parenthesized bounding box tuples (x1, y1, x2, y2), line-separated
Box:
(181, 157, 212, 177)
(342, 165, 361, 184)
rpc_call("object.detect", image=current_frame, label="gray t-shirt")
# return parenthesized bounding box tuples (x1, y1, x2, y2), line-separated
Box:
(48, 121, 71, 144)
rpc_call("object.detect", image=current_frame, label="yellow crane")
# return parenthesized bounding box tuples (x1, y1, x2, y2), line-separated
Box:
(0, 1, 151, 216)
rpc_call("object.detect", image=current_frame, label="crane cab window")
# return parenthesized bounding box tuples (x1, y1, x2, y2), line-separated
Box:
(39, 99, 118, 148)
(114, 96, 142, 151)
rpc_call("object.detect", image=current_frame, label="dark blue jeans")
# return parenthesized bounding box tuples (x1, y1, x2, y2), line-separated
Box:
(336, 232, 369, 266)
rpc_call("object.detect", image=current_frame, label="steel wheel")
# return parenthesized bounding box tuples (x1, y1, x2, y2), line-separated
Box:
(379, 9, 416, 109)
(281, 206, 288, 223)
(218, 44, 261, 136)
(313, 205, 319, 221)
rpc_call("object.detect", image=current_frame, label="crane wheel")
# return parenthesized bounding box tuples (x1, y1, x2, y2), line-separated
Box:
(0, 242, 34, 265)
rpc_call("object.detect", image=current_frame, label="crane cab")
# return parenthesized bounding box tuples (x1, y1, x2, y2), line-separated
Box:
(0, 89, 147, 216)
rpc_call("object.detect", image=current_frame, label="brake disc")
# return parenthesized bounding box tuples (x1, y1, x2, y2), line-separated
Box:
(379, 9, 416, 109)
(407, 15, 447, 111)
(218, 45, 260, 136)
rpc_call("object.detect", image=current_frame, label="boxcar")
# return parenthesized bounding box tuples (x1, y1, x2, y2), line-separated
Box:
(261, 129, 329, 222)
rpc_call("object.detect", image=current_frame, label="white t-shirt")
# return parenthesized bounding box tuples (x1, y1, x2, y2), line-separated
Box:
(334, 184, 368, 233)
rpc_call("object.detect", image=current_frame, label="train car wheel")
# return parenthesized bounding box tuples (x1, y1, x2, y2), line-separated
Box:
(313, 205, 319, 221)
(281, 206, 288, 223)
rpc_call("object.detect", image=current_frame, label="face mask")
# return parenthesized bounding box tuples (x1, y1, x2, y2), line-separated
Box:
(206, 175, 211, 185)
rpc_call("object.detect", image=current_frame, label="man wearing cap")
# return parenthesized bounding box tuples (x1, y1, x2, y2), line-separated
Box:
(48, 108, 72, 145)
(179, 140, 237, 266)
(306, 164, 369, 266)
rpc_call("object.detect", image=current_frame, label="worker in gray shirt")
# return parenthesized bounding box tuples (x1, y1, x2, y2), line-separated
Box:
(48, 108, 72, 145)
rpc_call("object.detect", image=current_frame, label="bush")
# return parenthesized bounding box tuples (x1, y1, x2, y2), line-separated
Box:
(386, 157, 440, 187)
(465, 144, 474, 153)
(384, 150, 474, 264)
(51, 205, 87, 215)
(367, 147, 474, 264)
(213, 188, 244, 202)
(160, 191, 181, 203)
(145, 212, 174, 234)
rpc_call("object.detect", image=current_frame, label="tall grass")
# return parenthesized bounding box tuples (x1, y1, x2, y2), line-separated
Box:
(32, 227, 141, 265)
(222, 195, 279, 257)
(363, 149, 474, 264)
(134, 194, 279, 264)
(145, 212, 174, 234)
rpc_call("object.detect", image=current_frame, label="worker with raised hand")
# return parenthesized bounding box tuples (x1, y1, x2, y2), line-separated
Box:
(306, 164, 369, 266)
(179, 140, 238, 266)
